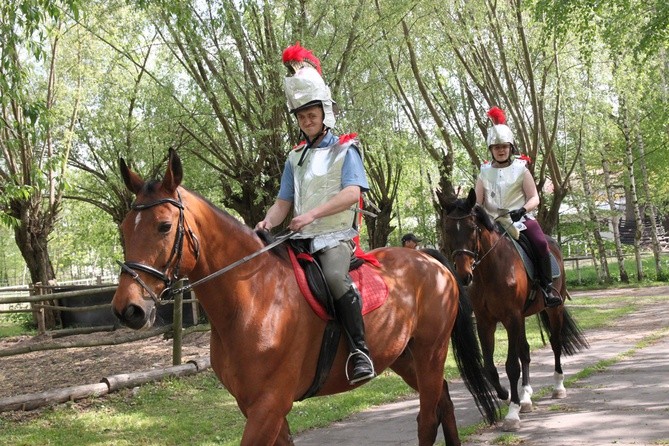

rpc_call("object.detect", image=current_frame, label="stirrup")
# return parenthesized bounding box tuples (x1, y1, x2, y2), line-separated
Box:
(345, 349, 375, 384)
(542, 285, 562, 308)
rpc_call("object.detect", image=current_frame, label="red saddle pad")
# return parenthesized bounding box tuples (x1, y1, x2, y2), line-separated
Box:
(288, 249, 389, 321)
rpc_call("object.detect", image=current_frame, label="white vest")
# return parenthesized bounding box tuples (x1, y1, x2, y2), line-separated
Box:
(478, 159, 528, 219)
(288, 139, 357, 238)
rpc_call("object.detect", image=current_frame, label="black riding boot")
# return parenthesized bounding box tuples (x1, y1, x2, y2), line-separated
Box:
(539, 254, 562, 308)
(334, 288, 376, 384)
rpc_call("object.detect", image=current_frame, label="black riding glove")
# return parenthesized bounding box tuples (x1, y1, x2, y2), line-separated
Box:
(509, 207, 526, 222)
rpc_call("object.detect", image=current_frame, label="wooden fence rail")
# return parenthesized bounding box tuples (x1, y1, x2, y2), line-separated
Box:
(0, 281, 206, 365)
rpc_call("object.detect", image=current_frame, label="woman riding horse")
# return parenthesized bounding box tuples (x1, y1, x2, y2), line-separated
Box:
(475, 107, 562, 308)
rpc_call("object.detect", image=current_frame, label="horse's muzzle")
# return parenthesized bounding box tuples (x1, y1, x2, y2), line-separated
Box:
(113, 302, 156, 330)
(460, 272, 473, 286)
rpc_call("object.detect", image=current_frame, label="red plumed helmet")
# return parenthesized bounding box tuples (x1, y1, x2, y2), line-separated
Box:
(487, 106, 506, 125)
(282, 42, 322, 75)
(282, 42, 336, 128)
(486, 106, 517, 153)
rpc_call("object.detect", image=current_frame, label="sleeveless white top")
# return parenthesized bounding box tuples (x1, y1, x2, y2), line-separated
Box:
(478, 158, 528, 219)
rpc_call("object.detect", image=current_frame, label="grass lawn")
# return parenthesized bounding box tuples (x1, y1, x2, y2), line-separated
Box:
(0, 318, 34, 339)
(2, 288, 666, 445)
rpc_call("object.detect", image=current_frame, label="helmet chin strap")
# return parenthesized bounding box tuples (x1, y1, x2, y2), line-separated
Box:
(298, 124, 328, 166)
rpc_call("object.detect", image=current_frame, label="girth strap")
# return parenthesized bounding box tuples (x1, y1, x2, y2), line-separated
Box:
(298, 321, 342, 401)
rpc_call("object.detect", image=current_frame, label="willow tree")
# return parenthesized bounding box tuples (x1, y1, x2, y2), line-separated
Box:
(0, 0, 82, 328)
(67, 1, 190, 229)
(118, 0, 371, 226)
(538, 0, 669, 281)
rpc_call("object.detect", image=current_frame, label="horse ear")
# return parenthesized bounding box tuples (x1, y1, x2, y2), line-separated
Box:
(162, 148, 183, 193)
(119, 157, 145, 195)
(467, 188, 477, 208)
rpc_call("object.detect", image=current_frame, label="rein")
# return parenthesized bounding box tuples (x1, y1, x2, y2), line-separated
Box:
(171, 229, 295, 296)
(118, 190, 293, 302)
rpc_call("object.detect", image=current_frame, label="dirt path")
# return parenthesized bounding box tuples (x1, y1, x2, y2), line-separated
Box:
(295, 286, 669, 445)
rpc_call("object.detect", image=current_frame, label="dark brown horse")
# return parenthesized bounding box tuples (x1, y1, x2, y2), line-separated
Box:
(442, 189, 588, 432)
(111, 150, 498, 446)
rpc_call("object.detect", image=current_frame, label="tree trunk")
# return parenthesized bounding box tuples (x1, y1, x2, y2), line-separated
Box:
(13, 211, 58, 330)
(578, 154, 610, 283)
(620, 97, 644, 281)
(363, 199, 393, 249)
(635, 120, 664, 279)
(601, 156, 629, 283)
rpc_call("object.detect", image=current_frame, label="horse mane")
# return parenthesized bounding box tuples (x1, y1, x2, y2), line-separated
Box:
(181, 187, 290, 264)
(140, 179, 163, 195)
(473, 204, 496, 232)
(255, 230, 291, 262)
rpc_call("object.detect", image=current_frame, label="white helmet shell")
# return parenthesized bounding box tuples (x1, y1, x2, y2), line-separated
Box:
(485, 106, 519, 155)
(486, 124, 514, 146)
(284, 66, 336, 129)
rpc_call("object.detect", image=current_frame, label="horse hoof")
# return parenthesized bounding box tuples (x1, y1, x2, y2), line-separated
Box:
(552, 388, 567, 399)
(520, 401, 533, 413)
(502, 419, 521, 432)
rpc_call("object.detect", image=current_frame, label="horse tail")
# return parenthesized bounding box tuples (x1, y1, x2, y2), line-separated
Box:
(539, 308, 590, 355)
(421, 248, 500, 424)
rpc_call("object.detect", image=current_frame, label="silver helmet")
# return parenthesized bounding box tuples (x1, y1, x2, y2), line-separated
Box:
(283, 43, 336, 129)
(486, 107, 519, 155)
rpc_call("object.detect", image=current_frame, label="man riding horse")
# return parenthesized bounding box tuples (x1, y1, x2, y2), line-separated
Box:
(474, 107, 562, 308)
(255, 43, 375, 384)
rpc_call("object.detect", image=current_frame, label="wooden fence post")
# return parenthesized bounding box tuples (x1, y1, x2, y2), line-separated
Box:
(172, 280, 183, 366)
(33, 283, 46, 335)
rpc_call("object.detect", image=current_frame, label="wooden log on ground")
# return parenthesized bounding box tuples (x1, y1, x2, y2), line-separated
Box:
(49, 325, 116, 338)
(0, 383, 109, 412)
(187, 356, 211, 371)
(102, 363, 198, 392)
(0, 356, 212, 412)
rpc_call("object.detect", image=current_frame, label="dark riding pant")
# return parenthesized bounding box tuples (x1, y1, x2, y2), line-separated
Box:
(523, 219, 562, 307)
(523, 219, 549, 256)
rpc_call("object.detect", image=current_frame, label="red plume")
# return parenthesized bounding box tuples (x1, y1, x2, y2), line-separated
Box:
(282, 42, 322, 75)
(487, 107, 506, 125)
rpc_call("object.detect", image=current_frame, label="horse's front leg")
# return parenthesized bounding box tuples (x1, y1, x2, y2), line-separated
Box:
(502, 320, 523, 432)
(518, 325, 533, 413)
(241, 398, 293, 445)
(477, 318, 509, 401)
(273, 418, 294, 446)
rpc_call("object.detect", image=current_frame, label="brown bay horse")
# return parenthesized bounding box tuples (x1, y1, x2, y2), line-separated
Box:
(442, 189, 589, 432)
(111, 150, 498, 446)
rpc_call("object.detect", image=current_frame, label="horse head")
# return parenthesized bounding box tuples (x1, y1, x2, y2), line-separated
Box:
(442, 188, 494, 285)
(112, 149, 199, 329)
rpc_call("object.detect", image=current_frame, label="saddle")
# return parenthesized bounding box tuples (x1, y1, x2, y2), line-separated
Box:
(509, 231, 561, 281)
(497, 224, 560, 306)
(287, 239, 388, 400)
(288, 239, 388, 320)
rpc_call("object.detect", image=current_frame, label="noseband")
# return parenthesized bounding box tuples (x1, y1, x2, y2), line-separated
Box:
(117, 190, 200, 303)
